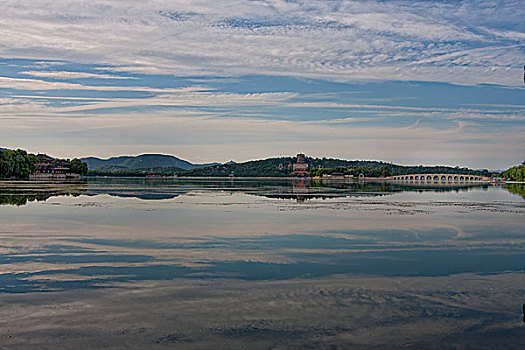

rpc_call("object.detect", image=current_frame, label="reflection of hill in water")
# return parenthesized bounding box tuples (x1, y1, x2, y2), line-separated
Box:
(84, 178, 191, 200)
(86, 191, 186, 200)
(257, 180, 490, 202)
(0, 178, 514, 205)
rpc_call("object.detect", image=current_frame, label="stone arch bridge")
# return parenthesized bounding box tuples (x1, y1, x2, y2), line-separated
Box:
(389, 174, 490, 182)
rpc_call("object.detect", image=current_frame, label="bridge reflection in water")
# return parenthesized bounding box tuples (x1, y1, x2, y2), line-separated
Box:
(389, 174, 490, 183)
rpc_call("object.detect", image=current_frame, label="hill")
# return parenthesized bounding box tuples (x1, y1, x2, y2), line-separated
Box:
(81, 154, 218, 172)
(81, 153, 493, 178)
(181, 156, 492, 177)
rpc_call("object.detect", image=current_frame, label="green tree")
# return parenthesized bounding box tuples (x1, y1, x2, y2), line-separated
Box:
(377, 165, 391, 177)
(70, 158, 88, 175)
(0, 149, 37, 179)
(502, 162, 525, 181)
(504, 183, 525, 199)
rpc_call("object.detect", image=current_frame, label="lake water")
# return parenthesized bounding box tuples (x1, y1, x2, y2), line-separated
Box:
(0, 178, 524, 348)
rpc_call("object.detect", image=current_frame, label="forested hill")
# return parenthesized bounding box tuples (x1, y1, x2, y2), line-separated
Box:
(0, 150, 495, 178)
(180, 156, 492, 177)
(81, 154, 219, 172)
(183, 157, 296, 177)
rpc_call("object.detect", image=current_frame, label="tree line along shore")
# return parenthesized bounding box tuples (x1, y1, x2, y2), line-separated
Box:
(1, 149, 524, 181)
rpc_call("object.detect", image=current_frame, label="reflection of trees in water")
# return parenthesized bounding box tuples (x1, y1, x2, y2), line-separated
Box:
(0, 192, 85, 206)
(0, 195, 42, 206)
(0, 183, 87, 206)
(504, 183, 525, 199)
(310, 179, 488, 193)
(0, 178, 499, 205)
(260, 193, 369, 202)
(88, 177, 294, 189)
(92, 179, 490, 203)
(260, 180, 490, 203)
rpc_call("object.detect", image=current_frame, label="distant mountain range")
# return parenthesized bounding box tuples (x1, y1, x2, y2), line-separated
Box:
(0, 148, 504, 179)
(81, 154, 219, 172)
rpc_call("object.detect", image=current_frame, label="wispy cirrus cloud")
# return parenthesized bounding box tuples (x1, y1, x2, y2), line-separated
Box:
(0, 76, 203, 93)
(20, 70, 136, 80)
(0, 0, 523, 85)
(0, 1, 524, 168)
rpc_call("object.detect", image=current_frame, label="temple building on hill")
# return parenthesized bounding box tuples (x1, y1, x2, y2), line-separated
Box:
(29, 154, 81, 181)
(292, 153, 309, 176)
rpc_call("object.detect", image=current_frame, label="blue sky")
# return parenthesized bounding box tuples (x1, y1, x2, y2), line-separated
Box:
(0, 0, 523, 169)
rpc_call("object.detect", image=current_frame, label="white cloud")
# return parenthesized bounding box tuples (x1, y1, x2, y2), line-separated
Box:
(20, 70, 136, 80)
(2, 90, 523, 126)
(0, 76, 204, 93)
(0, 0, 523, 85)
(0, 91, 297, 117)
(0, 1, 523, 168)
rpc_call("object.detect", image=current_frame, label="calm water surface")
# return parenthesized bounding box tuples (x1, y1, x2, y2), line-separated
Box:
(0, 178, 524, 348)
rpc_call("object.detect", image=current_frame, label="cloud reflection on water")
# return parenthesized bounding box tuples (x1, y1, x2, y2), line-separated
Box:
(0, 178, 524, 348)
(0, 179, 523, 294)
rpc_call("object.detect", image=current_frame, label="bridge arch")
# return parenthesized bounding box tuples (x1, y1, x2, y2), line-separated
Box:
(391, 174, 487, 183)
